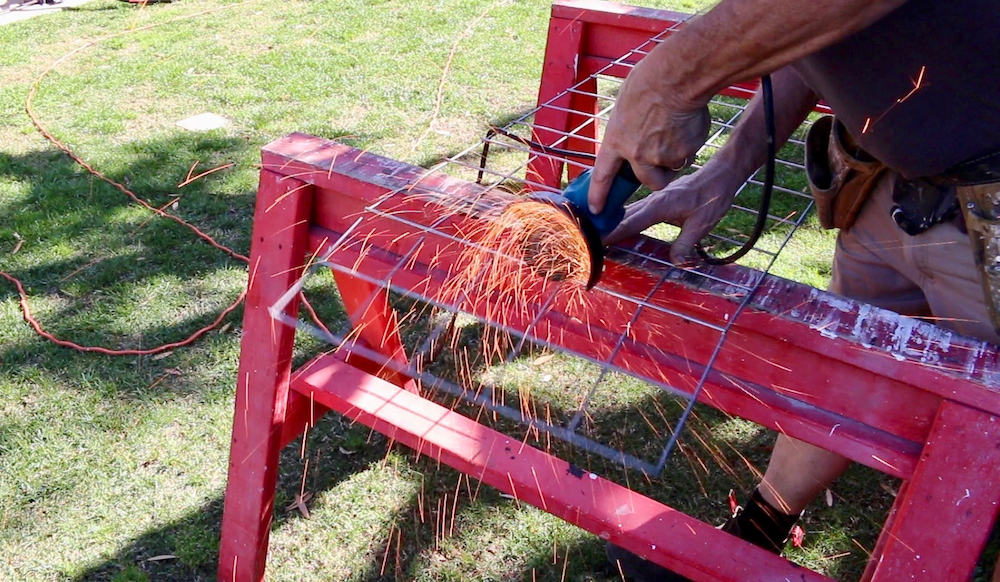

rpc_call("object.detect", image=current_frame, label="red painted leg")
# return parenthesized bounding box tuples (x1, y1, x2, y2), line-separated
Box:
(566, 75, 599, 181)
(528, 16, 585, 189)
(333, 272, 416, 392)
(278, 389, 330, 450)
(218, 172, 314, 582)
(865, 401, 1000, 581)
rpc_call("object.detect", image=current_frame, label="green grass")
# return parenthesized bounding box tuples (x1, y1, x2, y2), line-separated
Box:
(0, 1, 963, 581)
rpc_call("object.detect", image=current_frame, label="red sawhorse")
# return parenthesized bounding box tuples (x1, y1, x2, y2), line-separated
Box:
(219, 2, 1000, 580)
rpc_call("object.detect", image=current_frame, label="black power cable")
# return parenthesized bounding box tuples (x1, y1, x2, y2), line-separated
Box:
(699, 74, 775, 265)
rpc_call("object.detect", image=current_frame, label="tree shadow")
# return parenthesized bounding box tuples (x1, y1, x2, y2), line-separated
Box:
(0, 130, 379, 368)
(63, 363, 895, 581)
(0, 134, 255, 301)
(1, 124, 895, 581)
(67, 426, 612, 581)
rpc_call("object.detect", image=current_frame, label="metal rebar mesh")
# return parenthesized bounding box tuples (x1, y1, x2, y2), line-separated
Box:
(271, 17, 818, 477)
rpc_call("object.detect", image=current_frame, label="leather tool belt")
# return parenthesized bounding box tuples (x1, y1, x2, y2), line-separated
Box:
(805, 115, 887, 231)
(806, 114, 1000, 333)
(805, 115, 963, 234)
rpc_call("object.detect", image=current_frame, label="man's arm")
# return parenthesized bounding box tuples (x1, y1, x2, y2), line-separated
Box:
(604, 66, 818, 265)
(588, 0, 905, 212)
(712, 67, 818, 185)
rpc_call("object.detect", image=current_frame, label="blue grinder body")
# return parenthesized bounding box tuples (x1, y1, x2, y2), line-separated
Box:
(560, 162, 643, 238)
(531, 162, 642, 289)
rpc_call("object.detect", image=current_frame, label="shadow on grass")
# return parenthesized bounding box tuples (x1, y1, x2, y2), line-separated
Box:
(64, 378, 892, 582)
(0, 135, 254, 339)
(0, 128, 901, 581)
(0, 129, 379, 367)
(62, 310, 887, 581)
(63, 399, 654, 581)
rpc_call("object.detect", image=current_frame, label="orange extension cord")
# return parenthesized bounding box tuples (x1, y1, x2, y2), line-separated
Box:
(1, 0, 327, 356)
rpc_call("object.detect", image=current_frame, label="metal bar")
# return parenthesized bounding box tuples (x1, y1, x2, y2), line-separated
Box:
(275, 297, 662, 473)
(567, 268, 675, 432)
(291, 355, 833, 581)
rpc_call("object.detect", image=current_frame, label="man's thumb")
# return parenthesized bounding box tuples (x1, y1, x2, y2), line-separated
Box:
(587, 154, 622, 215)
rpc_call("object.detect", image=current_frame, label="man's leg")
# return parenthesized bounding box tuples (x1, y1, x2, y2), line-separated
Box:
(758, 436, 852, 514)
(750, 172, 936, 545)
(758, 173, 1000, 554)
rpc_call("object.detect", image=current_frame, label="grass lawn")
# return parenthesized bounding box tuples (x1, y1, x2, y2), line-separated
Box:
(0, 1, 980, 581)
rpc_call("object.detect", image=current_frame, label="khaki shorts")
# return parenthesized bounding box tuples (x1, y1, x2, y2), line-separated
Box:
(830, 172, 999, 344)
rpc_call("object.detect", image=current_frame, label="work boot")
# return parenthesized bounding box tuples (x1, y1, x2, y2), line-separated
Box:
(604, 489, 798, 581)
(722, 488, 800, 555)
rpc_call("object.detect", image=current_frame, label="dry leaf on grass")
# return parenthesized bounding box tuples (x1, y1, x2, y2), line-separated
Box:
(286, 492, 314, 519)
(532, 354, 555, 366)
(151, 351, 173, 361)
(145, 555, 177, 562)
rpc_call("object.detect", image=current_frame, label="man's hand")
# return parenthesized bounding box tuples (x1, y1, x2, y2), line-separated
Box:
(586, 0, 904, 215)
(587, 58, 711, 215)
(600, 66, 819, 266)
(604, 160, 744, 265)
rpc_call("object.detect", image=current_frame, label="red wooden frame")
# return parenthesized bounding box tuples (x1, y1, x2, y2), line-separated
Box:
(529, 0, 831, 188)
(219, 2, 1000, 581)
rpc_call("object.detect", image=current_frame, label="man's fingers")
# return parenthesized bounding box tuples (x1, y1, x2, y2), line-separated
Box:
(587, 152, 623, 215)
(669, 220, 711, 266)
(603, 197, 661, 246)
(633, 163, 676, 192)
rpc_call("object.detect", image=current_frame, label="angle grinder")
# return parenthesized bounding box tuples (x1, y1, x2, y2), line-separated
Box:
(491, 76, 776, 291)
(522, 75, 777, 290)
(522, 163, 643, 289)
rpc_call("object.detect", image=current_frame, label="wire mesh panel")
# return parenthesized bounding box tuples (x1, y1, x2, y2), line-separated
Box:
(267, 12, 819, 479)
(218, 6, 1000, 581)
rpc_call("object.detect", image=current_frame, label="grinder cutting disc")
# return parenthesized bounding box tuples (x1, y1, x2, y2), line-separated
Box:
(520, 191, 607, 289)
(526, 163, 643, 289)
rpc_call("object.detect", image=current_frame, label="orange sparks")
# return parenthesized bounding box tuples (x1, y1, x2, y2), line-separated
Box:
(861, 65, 927, 134)
(431, 192, 598, 377)
(177, 162, 235, 188)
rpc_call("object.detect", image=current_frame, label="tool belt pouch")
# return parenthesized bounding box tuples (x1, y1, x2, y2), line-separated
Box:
(890, 179, 958, 236)
(957, 183, 1000, 335)
(805, 115, 887, 230)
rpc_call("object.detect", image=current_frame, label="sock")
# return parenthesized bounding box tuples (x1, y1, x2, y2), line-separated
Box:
(723, 488, 800, 554)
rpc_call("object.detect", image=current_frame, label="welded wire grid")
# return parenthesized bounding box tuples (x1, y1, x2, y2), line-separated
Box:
(272, 18, 817, 477)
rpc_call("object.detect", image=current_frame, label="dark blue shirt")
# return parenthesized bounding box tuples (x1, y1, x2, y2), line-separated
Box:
(793, 0, 1000, 179)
